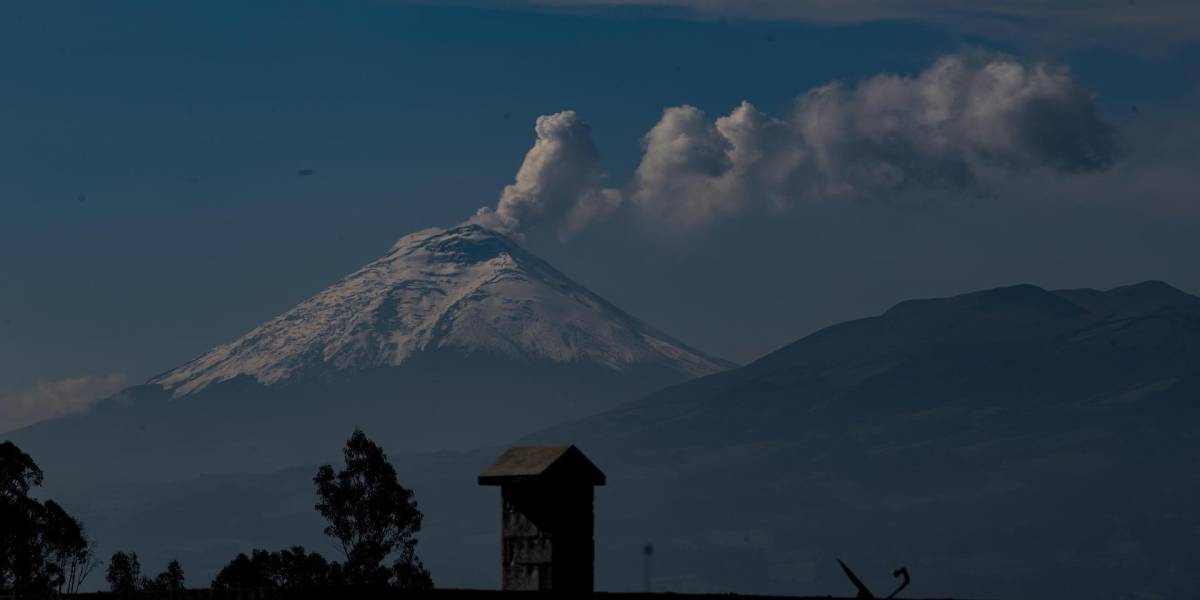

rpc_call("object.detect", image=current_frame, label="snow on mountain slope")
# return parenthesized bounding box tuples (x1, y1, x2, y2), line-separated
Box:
(153, 225, 729, 397)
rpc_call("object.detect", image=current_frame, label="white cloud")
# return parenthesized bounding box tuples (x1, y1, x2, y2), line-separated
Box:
(472, 110, 621, 238)
(0, 374, 127, 433)
(630, 53, 1117, 230)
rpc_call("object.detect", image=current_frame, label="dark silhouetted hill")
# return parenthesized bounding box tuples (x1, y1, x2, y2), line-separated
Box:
(523, 281, 1200, 599)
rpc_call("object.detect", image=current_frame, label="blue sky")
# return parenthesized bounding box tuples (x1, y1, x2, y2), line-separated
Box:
(2, 0, 1199, 418)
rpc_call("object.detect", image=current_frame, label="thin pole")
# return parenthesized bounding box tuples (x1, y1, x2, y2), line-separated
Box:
(643, 543, 654, 593)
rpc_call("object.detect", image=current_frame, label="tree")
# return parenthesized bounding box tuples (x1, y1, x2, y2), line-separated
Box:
(212, 547, 336, 590)
(212, 550, 275, 590)
(106, 551, 141, 593)
(275, 547, 336, 589)
(41, 500, 97, 593)
(1, 441, 45, 592)
(313, 429, 431, 588)
(150, 560, 186, 592)
(0, 440, 42, 501)
(0, 441, 94, 595)
(62, 539, 100, 594)
(390, 543, 433, 591)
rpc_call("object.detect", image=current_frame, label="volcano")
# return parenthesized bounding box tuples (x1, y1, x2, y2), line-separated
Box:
(10, 224, 731, 482)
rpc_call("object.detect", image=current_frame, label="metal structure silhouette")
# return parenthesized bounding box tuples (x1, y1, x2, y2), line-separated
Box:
(838, 559, 910, 599)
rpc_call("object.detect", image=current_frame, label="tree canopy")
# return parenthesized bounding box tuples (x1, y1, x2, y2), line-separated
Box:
(212, 547, 336, 590)
(313, 429, 431, 589)
(0, 441, 97, 594)
(213, 430, 433, 591)
(5, 428, 435, 595)
(107, 551, 188, 593)
(106, 551, 141, 594)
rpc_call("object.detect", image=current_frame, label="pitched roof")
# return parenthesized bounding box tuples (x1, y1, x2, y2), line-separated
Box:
(478, 445, 606, 486)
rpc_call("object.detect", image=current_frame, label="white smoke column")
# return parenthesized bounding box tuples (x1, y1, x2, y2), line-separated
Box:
(473, 111, 621, 238)
(631, 53, 1117, 230)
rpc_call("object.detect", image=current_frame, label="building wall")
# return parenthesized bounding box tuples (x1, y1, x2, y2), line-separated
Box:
(500, 483, 595, 592)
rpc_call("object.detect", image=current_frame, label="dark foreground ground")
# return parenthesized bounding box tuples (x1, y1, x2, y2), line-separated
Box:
(1, 590, 969, 600)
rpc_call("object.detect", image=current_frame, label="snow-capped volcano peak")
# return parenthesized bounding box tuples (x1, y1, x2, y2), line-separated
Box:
(152, 225, 729, 397)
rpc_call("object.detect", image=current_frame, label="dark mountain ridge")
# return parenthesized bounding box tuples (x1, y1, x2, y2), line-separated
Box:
(610, 280, 1198, 419)
(524, 280, 1200, 599)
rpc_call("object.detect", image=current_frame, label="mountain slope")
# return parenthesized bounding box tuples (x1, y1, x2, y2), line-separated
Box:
(9, 225, 730, 481)
(524, 281, 1200, 599)
(154, 225, 727, 396)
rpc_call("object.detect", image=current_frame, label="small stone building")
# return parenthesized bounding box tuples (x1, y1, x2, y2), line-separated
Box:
(478, 445, 606, 592)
